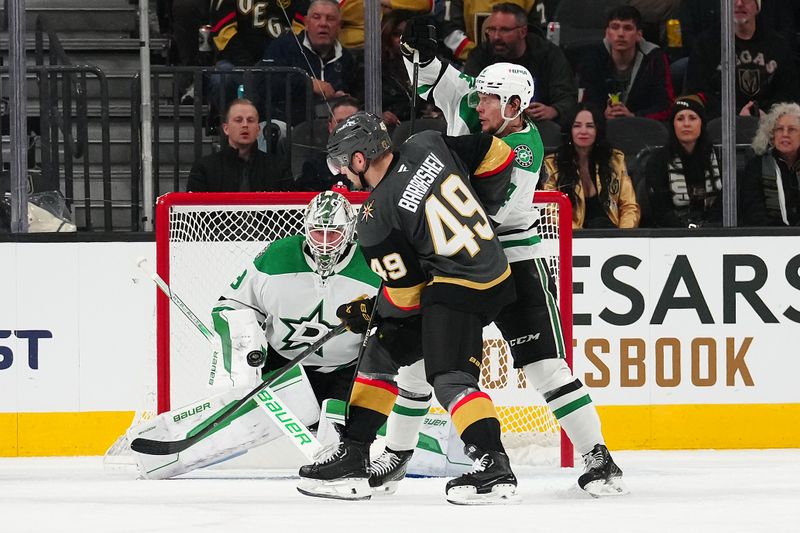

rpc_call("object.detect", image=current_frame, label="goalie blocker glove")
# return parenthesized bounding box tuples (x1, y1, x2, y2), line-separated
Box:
(336, 296, 375, 334)
(400, 16, 438, 67)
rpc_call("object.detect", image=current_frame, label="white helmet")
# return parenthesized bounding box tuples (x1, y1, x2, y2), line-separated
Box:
(475, 63, 535, 133)
(304, 191, 356, 278)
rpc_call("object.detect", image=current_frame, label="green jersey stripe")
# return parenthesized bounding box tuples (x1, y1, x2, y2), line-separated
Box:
(552, 394, 593, 419)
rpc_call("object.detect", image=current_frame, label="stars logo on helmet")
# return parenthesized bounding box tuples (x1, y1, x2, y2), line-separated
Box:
(361, 199, 375, 222)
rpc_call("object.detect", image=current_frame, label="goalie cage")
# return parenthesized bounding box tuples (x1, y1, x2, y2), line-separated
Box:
(118, 191, 575, 469)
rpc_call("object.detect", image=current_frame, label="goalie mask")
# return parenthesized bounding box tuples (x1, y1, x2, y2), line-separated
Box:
(304, 191, 356, 278)
(474, 62, 535, 135)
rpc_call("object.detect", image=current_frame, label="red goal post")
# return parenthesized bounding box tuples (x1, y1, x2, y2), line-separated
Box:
(154, 190, 574, 467)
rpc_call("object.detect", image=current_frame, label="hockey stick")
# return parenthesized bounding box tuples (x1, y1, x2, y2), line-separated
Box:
(344, 282, 384, 418)
(409, 50, 419, 136)
(137, 257, 216, 342)
(131, 322, 347, 456)
(136, 257, 222, 387)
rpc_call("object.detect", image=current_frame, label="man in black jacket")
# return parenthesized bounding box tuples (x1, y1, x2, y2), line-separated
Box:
(579, 5, 674, 122)
(187, 99, 292, 192)
(464, 3, 578, 127)
(685, 0, 799, 119)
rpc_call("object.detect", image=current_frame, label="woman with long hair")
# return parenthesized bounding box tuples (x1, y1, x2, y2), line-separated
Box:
(645, 94, 722, 228)
(740, 102, 800, 226)
(542, 103, 640, 228)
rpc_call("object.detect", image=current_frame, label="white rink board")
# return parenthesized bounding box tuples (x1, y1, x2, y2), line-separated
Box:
(0, 235, 799, 414)
(571, 237, 800, 405)
(0, 242, 155, 413)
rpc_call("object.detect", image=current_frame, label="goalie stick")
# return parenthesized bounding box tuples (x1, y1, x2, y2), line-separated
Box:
(131, 322, 347, 455)
(136, 256, 222, 387)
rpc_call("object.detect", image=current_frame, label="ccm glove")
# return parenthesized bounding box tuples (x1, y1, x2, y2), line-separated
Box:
(336, 296, 376, 334)
(400, 16, 438, 67)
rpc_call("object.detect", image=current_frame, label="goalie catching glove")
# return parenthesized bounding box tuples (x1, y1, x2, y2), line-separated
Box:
(336, 295, 376, 334)
(400, 16, 438, 67)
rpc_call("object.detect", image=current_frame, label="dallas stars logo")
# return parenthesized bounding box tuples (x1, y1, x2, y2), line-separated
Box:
(279, 301, 335, 355)
(361, 199, 375, 222)
(514, 144, 534, 168)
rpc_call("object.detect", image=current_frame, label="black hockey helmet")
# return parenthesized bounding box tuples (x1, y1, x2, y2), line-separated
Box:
(327, 111, 392, 169)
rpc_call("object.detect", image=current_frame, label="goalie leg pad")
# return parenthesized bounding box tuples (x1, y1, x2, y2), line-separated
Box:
(129, 365, 320, 479)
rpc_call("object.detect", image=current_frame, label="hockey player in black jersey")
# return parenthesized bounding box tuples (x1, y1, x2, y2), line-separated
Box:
(366, 19, 628, 498)
(296, 111, 520, 505)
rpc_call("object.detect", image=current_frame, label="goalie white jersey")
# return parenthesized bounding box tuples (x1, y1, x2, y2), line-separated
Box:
(213, 234, 382, 372)
(406, 57, 545, 263)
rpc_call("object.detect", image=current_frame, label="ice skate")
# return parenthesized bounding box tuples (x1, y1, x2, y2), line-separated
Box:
(578, 444, 629, 497)
(369, 448, 413, 495)
(297, 438, 371, 501)
(445, 445, 519, 505)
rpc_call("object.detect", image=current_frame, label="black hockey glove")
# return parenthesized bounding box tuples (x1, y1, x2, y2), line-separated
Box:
(336, 296, 376, 334)
(400, 16, 438, 67)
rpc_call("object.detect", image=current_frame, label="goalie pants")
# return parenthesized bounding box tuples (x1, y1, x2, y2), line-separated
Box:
(494, 258, 566, 367)
(264, 349, 356, 405)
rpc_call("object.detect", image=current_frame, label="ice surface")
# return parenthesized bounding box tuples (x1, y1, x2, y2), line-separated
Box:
(2, 449, 799, 533)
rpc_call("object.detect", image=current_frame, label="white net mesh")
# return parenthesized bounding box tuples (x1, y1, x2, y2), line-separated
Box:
(155, 191, 571, 466)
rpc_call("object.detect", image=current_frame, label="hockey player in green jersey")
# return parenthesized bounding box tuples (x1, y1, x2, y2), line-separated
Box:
(212, 190, 382, 405)
(297, 111, 521, 505)
(365, 19, 627, 498)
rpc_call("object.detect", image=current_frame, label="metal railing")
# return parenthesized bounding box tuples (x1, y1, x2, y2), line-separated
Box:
(0, 17, 117, 231)
(131, 65, 316, 216)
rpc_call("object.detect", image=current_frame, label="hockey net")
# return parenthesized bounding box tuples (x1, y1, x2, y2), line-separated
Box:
(152, 190, 574, 467)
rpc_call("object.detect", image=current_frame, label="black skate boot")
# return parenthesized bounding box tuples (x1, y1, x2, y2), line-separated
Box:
(578, 444, 628, 497)
(369, 448, 414, 495)
(445, 444, 518, 505)
(297, 438, 371, 500)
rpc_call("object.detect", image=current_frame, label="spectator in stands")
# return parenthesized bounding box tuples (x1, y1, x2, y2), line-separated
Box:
(262, 0, 361, 126)
(337, 1, 430, 49)
(294, 96, 361, 191)
(628, 0, 680, 46)
(679, 0, 797, 61)
(685, 0, 799, 119)
(206, 1, 306, 113)
(464, 3, 578, 127)
(170, 0, 210, 104)
(434, 0, 539, 62)
(578, 5, 674, 122)
(645, 94, 722, 228)
(740, 102, 800, 226)
(542, 103, 641, 228)
(187, 99, 292, 192)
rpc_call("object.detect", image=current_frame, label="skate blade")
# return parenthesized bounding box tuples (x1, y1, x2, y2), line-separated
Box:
(446, 483, 521, 505)
(370, 480, 399, 496)
(296, 477, 371, 501)
(581, 477, 629, 498)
